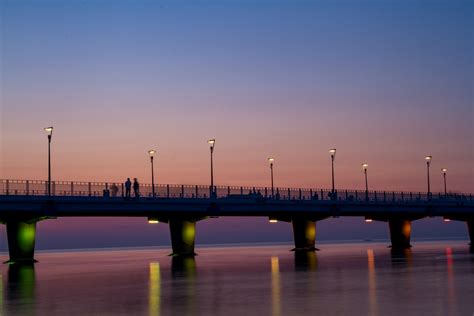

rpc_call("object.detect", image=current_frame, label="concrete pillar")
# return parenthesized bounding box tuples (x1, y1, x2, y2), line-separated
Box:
(169, 219, 196, 256)
(388, 219, 412, 249)
(6, 221, 38, 264)
(467, 220, 474, 245)
(292, 220, 317, 251)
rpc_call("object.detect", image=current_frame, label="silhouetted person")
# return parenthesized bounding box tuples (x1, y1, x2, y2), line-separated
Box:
(133, 178, 140, 198)
(312, 193, 319, 200)
(125, 178, 132, 199)
(110, 184, 119, 197)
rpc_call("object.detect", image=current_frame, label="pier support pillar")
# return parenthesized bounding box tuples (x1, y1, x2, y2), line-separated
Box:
(389, 219, 412, 249)
(467, 220, 474, 245)
(6, 221, 38, 264)
(169, 219, 196, 256)
(292, 220, 317, 251)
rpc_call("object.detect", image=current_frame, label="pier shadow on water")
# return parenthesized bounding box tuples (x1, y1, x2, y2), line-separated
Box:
(390, 248, 413, 266)
(171, 255, 197, 278)
(293, 250, 318, 272)
(5, 263, 36, 315)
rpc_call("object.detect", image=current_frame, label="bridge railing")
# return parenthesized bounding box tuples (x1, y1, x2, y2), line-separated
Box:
(0, 179, 472, 203)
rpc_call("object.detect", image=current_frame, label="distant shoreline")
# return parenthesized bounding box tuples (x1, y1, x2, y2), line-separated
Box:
(0, 237, 469, 255)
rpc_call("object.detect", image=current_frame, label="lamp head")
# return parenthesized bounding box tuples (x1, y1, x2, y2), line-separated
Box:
(208, 138, 216, 148)
(441, 168, 447, 173)
(44, 126, 54, 136)
(148, 149, 156, 157)
(329, 148, 336, 157)
(362, 163, 368, 171)
(268, 157, 275, 164)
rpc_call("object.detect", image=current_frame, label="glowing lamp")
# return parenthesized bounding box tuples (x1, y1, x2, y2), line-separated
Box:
(443, 217, 451, 222)
(362, 163, 368, 171)
(208, 139, 216, 146)
(269, 217, 278, 223)
(268, 157, 275, 164)
(365, 217, 373, 223)
(441, 168, 447, 173)
(329, 148, 336, 156)
(148, 217, 160, 224)
(148, 149, 156, 157)
(44, 126, 54, 136)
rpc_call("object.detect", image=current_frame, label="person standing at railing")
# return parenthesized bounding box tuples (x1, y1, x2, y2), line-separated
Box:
(125, 178, 132, 199)
(133, 178, 140, 198)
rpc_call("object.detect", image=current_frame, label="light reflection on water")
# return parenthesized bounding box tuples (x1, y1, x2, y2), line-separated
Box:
(1, 241, 473, 315)
(270, 256, 280, 316)
(367, 249, 377, 316)
(148, 262, 160, 316)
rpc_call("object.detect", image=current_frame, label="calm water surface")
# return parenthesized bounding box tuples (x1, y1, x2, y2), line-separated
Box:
(1, 241, 473, 315)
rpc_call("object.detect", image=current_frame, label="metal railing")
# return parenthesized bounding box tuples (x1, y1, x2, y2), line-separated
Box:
(0, 179, 472, 203)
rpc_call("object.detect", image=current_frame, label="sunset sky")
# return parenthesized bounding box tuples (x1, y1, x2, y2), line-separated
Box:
(0, 0, 472, 249)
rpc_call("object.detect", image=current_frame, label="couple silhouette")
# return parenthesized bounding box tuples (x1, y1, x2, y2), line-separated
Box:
(125, 178, 140, 198)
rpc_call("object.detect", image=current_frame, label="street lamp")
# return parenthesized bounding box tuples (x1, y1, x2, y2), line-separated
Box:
(441, 168, 447, 196)
(44, 126, 54, 196)
(362, 163, 369, 200)
(425, 156, 432, 197)
(208, 139, 216, 198)
(329, 148, 336, 198)
(148, 150, 156, 197)
(268, 157, 275, 198)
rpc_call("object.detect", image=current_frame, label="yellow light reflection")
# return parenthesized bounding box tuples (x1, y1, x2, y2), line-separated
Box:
(367, 249, 378, 316)
(271, 256, 281, 316)
(445, 248, 456, 311)
(149, 262, 161, 316)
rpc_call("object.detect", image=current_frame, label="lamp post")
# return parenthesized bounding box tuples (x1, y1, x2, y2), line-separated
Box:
(362, 163, 369, 200)
(148, 150, 156, 197)
(425, 156, 432, 197)
(441, 168, 447, 196)
(329, 148, 336, 199)
(208, 139, 216, 198)
(44, 126, 54, 196)
(268, 158, 275, 198)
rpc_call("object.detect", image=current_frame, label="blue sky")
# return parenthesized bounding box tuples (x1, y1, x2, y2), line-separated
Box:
(1, 0, 472, 249)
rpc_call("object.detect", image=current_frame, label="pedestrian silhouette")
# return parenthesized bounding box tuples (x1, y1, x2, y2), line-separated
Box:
(133, 178, 140, 198)
(125, 178, 132, 199)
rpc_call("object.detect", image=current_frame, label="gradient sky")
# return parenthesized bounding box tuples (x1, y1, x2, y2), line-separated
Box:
(0, 0, 472, 250)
